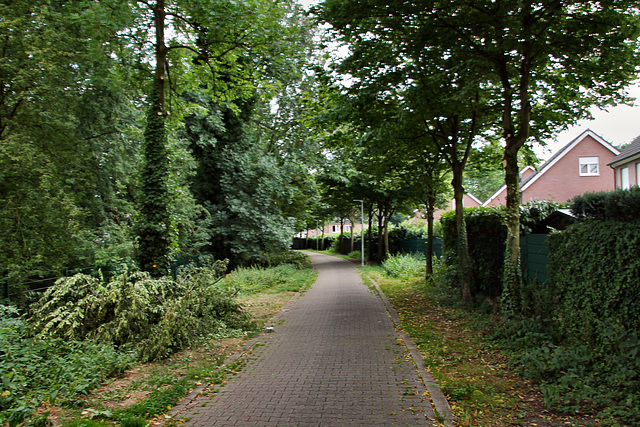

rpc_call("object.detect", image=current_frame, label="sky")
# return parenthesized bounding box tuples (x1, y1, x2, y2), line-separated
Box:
(538, 83, 640, 158)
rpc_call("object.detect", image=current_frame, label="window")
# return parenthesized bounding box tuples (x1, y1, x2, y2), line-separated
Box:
(637, 163, 640, 187)
(344, 224, 351, 232)
(331, 225, 339, 233)
(579, 157, 599, 176)
(621, 167, 630, 190)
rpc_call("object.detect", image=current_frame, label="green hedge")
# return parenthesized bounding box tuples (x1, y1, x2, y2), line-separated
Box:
(548, 219, 640, 342)
(571, 186, 640, 221)
(441, 201, 562, 297)
(441, 206, 506, 297)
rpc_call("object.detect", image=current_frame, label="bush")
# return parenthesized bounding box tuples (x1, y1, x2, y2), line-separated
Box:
(382, 253, 425, 280)
(1, 304, 134, 426)
(571, 187, 640, 222)
(548, 220, 640, 344)
(440, 201, 563, 298)
(28, 266, 250, 363)
(262, 250, 312, 270)
(225, 264, 298, 294)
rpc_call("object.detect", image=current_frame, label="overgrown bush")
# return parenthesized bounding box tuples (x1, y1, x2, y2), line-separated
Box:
(1, 304, 135, 426)
(382, 253, 425, 280)
(28, 265, 250, 363)
(495, 217, 640, 423)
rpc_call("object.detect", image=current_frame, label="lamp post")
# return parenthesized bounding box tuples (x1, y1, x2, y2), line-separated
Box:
(353, 199, 365, 266)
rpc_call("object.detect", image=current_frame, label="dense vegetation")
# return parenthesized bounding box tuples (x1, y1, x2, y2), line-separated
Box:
(1, 252, 313, 426)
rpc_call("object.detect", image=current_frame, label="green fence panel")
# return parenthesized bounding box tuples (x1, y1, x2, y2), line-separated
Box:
(396, 238, 442, 258)
(520, 234, 549, 284)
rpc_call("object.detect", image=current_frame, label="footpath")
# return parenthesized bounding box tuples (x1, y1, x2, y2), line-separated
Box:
(165, 252, 454, 426)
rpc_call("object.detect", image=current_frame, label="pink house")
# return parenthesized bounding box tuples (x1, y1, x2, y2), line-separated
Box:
(608, 135, 640, 189)
(484, 129, 620, 206)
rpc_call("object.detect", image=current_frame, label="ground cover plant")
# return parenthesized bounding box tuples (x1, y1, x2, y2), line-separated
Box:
(1, 254, 316, 426)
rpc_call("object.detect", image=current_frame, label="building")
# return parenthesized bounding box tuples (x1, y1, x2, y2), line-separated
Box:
(608, 135, 640, 189)
(484, 129, 620, 206)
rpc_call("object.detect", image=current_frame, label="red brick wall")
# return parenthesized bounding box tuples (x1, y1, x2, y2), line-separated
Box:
(523, 135, 616, 203)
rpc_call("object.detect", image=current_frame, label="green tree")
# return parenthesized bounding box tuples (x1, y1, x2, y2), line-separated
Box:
(0, 0, 139, 274)
(413, 0, 640, 313)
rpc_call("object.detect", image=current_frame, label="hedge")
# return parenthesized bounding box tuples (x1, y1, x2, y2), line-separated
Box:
(548, 219, 640, 343)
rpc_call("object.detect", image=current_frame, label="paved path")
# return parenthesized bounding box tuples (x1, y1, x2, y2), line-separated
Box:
(168, 252, 449, 426)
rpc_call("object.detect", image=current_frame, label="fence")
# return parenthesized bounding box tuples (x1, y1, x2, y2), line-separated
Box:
(520, 234, 550, 284)
(292, 236, 444, 259)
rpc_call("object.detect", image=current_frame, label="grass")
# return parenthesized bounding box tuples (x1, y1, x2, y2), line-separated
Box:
(363, 266, 600, 426)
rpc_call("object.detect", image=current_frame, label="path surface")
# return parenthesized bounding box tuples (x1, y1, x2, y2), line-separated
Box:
(169, 252, 445, 426)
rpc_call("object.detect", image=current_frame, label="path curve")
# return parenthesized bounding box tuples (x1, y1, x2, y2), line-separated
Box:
(168, 252, 449, 426)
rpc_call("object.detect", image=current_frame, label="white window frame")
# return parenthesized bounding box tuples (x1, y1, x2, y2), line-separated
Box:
(331, 225, 340, 233)
(621, 167, 630, 189)
(636, 163, 640, 187)
(344, 224, 351, 232)
(579, 157, 599, 176)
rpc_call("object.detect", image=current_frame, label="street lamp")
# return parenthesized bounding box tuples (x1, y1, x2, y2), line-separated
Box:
(353, 199, 365, 266)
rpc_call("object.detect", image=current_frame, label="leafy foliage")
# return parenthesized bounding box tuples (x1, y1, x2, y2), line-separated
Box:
(382, 253, 426, 280)
(136, 88, 171, 276)
(225, 264, 300, 295)
(28, 265, 250, 363)
(440, 201, 562, 300)
(488, 216, 640, 423)
(0, 304, 134, 427)
(548, 220, 640, 345)
(570, 187, 640, 221)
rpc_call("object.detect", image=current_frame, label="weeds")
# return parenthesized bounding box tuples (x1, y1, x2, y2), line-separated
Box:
(381, 253, 426, 280)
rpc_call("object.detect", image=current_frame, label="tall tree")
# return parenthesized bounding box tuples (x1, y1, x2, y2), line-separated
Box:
(316, 0, 498, 301)
(412, 0, 640, 313)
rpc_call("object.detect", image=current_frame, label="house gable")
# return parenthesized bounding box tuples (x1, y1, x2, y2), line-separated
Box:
(483, 129, 619, 206)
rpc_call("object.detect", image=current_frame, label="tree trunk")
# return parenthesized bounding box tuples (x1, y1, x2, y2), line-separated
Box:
(452, 161, 472, 304)
(377, 208, 384, 261)
(502, 146, 522, 315)
(367, 204, 374, 261)
(425, 195, 436, 277)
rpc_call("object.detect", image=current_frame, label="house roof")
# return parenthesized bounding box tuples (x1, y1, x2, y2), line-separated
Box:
(608, 135, 640, 167)
(482, 129, 619, 207)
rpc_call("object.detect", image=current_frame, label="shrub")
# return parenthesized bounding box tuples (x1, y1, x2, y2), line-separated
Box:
(262, 250, 312, 270)
(440, 201, 563, 298)
(225, 264, 298, 294)
(28, 266, 250, 363)
(548, 219, 640, 344)
(571, 187, 640, 222)
(1, 304, 134, 427)
(382, 253, 426, 280)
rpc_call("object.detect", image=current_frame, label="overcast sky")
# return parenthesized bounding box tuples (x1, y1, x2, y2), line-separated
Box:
(538, 83, 640, 158)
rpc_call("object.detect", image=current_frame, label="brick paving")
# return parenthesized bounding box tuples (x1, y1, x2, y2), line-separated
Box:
(168, 252, 440, 426)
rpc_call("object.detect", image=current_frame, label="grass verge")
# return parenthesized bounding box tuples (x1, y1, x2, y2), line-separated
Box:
(363, 266, 601, 427)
